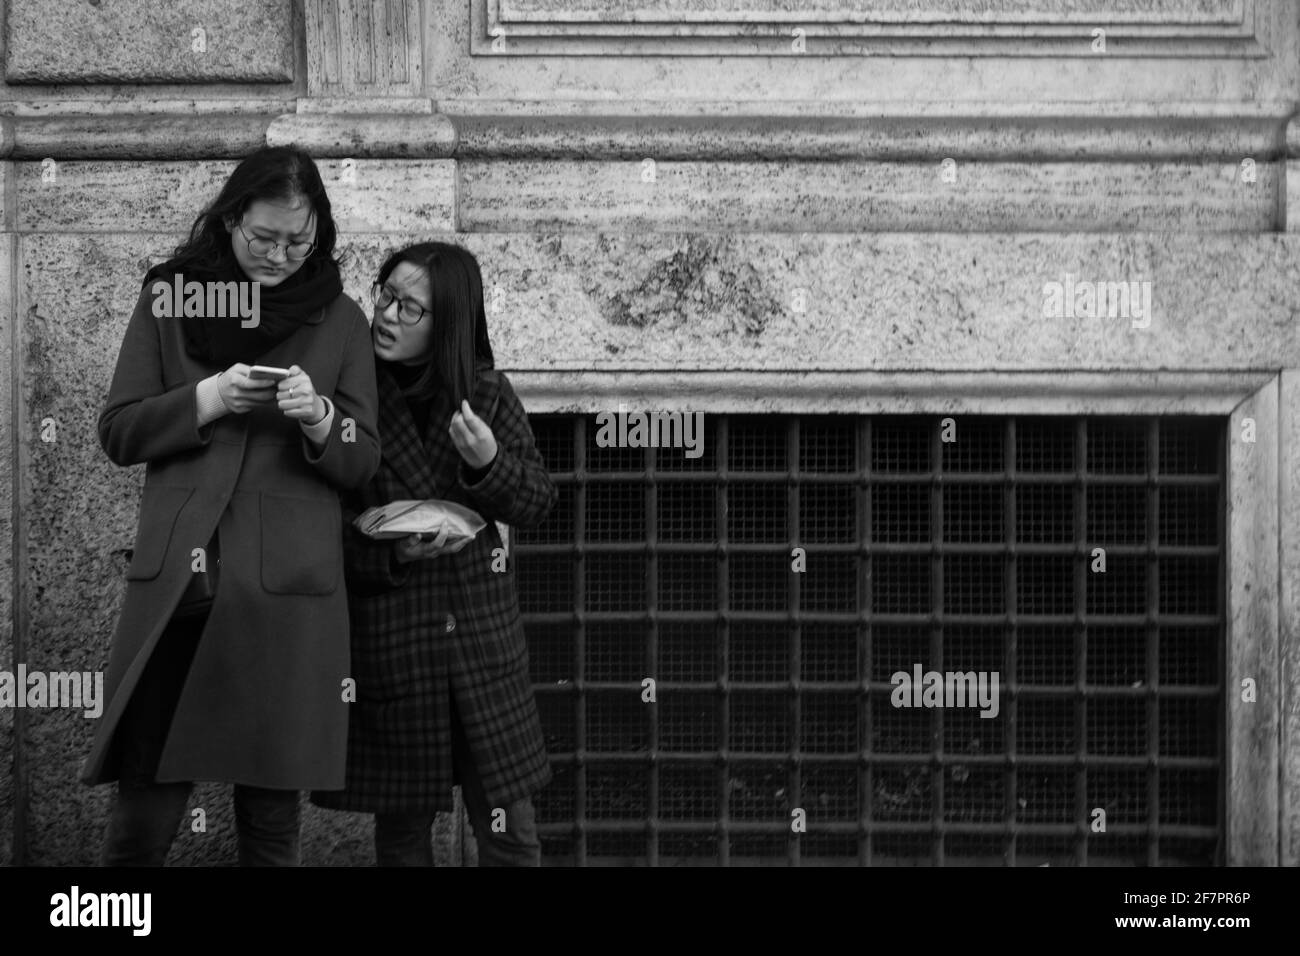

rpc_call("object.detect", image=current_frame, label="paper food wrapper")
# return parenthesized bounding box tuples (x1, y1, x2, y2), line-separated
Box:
(354, 499, 487, 544)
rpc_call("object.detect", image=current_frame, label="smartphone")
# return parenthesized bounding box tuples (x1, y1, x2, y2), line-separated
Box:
(248, 365, 292, 382)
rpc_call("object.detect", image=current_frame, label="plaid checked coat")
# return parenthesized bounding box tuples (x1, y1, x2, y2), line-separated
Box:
(311, 363, 556, 813)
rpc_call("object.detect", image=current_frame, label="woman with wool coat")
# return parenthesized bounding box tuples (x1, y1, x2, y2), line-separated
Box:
(84, 146, 380, 866)
(312, 242, 556, 866)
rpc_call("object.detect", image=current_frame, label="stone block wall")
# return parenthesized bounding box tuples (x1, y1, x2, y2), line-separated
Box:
(2, 0, 1298, 866)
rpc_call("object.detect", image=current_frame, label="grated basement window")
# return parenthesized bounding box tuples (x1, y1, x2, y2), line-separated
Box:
(515, 415, 1225, 866)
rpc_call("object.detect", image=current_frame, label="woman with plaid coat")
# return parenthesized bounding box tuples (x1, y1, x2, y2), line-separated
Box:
(311, 242, 556, 866)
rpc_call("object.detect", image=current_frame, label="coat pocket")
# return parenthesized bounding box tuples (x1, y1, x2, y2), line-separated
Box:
(260, 492, 342, 595)
(125, 485, 194, 581)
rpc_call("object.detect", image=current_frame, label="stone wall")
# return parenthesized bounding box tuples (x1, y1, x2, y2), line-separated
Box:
(2, 0, 1298, 866)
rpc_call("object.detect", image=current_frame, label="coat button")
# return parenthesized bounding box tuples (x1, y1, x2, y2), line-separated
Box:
(444, 615, 456, 633)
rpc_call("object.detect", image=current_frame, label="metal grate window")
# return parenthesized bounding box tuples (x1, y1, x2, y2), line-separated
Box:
(516, 414, 1225, 866)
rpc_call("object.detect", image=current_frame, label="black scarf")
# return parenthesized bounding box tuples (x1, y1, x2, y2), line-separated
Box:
(144, 250, 344, 367)
(379, 358, 435, 437)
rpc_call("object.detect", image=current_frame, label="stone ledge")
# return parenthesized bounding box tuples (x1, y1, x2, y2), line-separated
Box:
(507, 370, 1276, 415)
(4, 98, 297, 117)
(295, 97, 435, 115)
(0, 109, 1288, 161)
(447, 112, 1289, 161)
(9, 115, 273, 160)
(1282, 113, 1300, 158)
(266, 113, 458, 158)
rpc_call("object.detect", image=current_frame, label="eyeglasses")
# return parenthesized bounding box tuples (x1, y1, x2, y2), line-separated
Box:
(236, 221, 316, 261)
(371, 283, 433, 326)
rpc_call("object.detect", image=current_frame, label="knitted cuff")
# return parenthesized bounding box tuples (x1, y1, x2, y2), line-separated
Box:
(195, 374, 229, 427)
(301, 395, 335, 443)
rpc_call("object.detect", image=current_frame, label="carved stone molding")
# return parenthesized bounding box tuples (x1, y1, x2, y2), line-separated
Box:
(472, 0, 1266, 57)
(305, 0, 423, 97)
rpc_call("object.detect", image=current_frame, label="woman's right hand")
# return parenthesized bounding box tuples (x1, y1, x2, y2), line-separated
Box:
(393, 531, 471, 563)
(217, 363, 278, 414)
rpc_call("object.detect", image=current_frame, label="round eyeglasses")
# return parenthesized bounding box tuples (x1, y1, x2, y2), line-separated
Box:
(237, 221, 316, 261)
(371, 283, 433, 326)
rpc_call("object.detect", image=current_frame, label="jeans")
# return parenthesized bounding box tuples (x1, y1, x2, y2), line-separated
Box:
(374, 706, 540, 867)
(102, 782, 301, 867)
(99, 609, 301, 867)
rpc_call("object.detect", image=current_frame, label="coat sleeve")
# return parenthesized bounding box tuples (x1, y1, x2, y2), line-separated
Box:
(99, 284, 216, 466)
(300, 302, 382, 491)
(456, 371, 557, 529)
(341, 495, 411, 594)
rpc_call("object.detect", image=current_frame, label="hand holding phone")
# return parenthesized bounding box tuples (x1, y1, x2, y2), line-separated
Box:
(248, 365, 292, 382)
(275, 364, 326, 425)
(217, 363, 280, 414)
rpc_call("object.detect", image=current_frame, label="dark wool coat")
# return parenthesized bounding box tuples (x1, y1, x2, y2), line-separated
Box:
(82, 284, 380, 790)
(311, 364, 556, 814)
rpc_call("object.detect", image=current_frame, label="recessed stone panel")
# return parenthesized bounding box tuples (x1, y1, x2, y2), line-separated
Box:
(5, 0, 294, 84)
(477, 0, 1261, 55)
(499, 0, 1245, 24)
(441, 0, 1293, 103)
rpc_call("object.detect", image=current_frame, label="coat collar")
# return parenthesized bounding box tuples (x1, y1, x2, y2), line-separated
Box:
(373, 363, 502, 502)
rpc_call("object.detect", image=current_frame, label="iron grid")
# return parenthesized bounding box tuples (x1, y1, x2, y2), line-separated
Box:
(516, 415, 1225, 866)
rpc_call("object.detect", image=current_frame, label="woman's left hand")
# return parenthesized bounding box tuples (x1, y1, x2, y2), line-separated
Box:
(277, 365, 327, 425)
(449, 399, 498, 470)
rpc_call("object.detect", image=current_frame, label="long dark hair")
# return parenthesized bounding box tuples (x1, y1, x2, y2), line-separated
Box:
(373, 242, 496, 408)
(165, 146, 340, 274)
